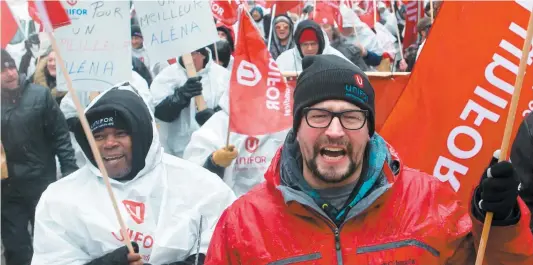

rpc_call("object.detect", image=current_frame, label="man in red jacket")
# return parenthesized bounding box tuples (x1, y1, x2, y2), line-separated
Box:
(205, 55, 533, 264)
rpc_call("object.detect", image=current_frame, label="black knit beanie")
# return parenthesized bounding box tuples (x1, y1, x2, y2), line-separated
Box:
(293, 54, 376, 136)
(131, 25, 142, 38)
(1, 49, 16, 71)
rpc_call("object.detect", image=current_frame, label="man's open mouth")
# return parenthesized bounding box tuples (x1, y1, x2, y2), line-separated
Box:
(320, 147, 347, 160)
(103, 155, 125, 162)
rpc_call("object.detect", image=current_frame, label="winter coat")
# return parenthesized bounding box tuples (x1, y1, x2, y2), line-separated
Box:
(183, 90, 289, 197)
(150, 50, 230, 158)
(31, 84, 236, 265)
(511, 112, 533, 231)
(205, 132, 533, 265)
(276, 20, 350, 72)
(132, 46, 151, 74)
(1, 76, 78, 196)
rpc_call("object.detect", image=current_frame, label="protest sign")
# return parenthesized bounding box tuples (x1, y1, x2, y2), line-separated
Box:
(134, 0, 219, 63)
(55, 0, 131, 92)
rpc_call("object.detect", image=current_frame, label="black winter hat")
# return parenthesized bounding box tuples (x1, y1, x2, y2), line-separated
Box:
(131, 25, 143, 38)
(1, 49, 16, 71)
(293, 54, 376, 136)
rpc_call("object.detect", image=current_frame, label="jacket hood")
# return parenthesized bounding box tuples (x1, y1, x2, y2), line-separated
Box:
(74, 83, 162, 183)
(177, 48, 215, 76)
(271, 14, 296, 55)
(294, 20, 326, 58)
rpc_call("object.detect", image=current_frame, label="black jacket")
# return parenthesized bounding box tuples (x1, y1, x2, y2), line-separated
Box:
(1, 76, 78, 194)
(511, 112, 533, 231)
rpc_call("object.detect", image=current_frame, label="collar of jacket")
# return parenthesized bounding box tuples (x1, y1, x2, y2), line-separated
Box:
(271, 130, 398, 225)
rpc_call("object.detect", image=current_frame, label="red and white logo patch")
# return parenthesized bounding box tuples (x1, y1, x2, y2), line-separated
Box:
(123, 200, 145, 224)
(245, 136, 259, 153)
(66, 0, 78, 6)
(354, 74, 364, 87)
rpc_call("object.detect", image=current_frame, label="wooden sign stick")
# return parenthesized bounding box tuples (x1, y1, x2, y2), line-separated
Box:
(181, 53, 208, 112)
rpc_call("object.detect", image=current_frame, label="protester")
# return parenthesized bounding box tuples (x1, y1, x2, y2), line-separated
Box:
(269, 14, 296, 60)
(511, 112, 533, 231)
(205, 55, 533, 264)
(276, 20, 349, 72)
(151, 45, 230, 158)
(131, 25, 151, 73)
(322, 22, 369, 71)
(1, 49, 78, 265)
(210, 40, 233, 70)
(29, 46, 65, 104)
(416, 16, 432, 61)
(217, 24, 235, 53)
(249, 6, 271, 40)
(31, 84, 236, 265)
(184, 91, 289, 197)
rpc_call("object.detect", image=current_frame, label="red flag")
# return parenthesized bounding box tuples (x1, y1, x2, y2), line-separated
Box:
(28, 0, 70, 32)
(229, 11, 293, 135)
(358, 0, 380, 28)
(266, 1, 302, 14)
(1, 2, 19, 48)
(402, 0, 420, 49)
(312, 1, 343, 28)
(380, 1, 533, 204)
(211, 0, 240, 26)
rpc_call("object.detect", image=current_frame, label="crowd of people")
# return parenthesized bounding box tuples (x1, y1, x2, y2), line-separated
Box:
(1, 0, 532, 265)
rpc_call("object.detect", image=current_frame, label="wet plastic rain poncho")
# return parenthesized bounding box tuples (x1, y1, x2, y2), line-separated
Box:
(150, 49, 230, 158)
(183, 90, 289, 197)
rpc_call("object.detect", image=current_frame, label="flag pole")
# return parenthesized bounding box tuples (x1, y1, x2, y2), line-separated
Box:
(267, 4, 277, 51)
(429, 0, 434, 23)
(475, 5, 533, 265)
(34, 1, 135, 254)
(390, 1, 403, 59)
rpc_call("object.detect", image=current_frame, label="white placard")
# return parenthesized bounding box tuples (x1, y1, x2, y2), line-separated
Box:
(55, 0, 131, 92)
(133, 0, 219, 63)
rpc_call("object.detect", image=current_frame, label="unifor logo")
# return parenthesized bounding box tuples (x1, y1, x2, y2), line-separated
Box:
(66, 0, 77, 6)
(237, 60, 262, 87)
(123, 200, 145, 224)
(354, 74, 364, 87)
(245, 136, 259, 153)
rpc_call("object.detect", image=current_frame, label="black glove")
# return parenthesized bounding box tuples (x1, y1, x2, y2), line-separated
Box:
(472, 156, 521, 225)
(195, 108, 216, 126)
(84, 242, 139, 265)
(175, 76, 203, 103)
(155, 77, 203, 122)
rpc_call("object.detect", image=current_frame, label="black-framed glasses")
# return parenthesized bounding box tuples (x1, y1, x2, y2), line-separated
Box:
(303, 108, 368, 130)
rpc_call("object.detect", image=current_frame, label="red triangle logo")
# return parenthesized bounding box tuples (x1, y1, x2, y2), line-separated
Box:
(122, 200, 145, 224)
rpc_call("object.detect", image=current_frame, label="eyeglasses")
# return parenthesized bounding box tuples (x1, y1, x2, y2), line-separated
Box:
(303, 108, 368, 130)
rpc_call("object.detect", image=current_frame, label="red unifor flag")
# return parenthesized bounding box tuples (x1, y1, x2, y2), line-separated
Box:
(229, 11, 293, 135)
(312, 1, 343, 28)
(1, 1, 19, 48)
(265, 1, 302, 14)
(380, 1, 533, 205)
(402, 0, 420, 49)
(211, 0, 240, 26)
(28, 0, 71, 32)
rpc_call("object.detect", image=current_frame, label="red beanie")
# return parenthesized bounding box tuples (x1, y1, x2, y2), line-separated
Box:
(299, 29, 318, 43)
